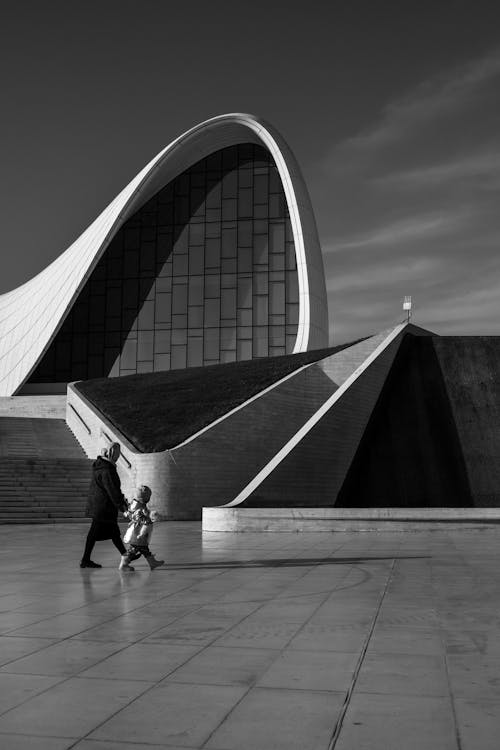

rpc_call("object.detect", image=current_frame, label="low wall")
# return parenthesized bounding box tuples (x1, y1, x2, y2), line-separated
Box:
(203, 507, 500, 532)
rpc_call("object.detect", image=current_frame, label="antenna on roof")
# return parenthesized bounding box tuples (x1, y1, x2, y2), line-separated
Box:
(403, 295, 412, 324)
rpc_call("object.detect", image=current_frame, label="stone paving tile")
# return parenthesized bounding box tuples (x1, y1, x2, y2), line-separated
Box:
(10, 613, 116, 639)
(443, 627, 500, 656)
(205, 686, 344, 750)
(0, 611, 54, 634)
(288, 620, 370, 653)
(166, 645, 280, 687)
(367, 625, 444, 655)
(334, 692, 457, 750)
(356, 652, 450, 697)
(214, 617, 303, 650)
(81, 642, 202, 681)
(0, 636, 59, 667)
(0, 677, 153, 738)
(0, 673, 64, 715)
(0, 735, 74, 749)
(71, 741, 189, 750)
(89, 682, 247, 746)
(256, 649, 359, 692)
(0, 638, 128, 676)
(447, 654, 500, 699)
(454, 698, 500, 750)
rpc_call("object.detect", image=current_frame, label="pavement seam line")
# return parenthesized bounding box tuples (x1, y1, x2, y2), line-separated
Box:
(328, 557, 397, 750)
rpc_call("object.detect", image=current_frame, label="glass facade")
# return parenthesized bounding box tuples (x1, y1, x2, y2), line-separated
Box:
(29, 144, 300, 383)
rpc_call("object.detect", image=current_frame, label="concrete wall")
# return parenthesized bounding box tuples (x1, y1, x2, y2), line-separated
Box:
(434, 338, 500, 506)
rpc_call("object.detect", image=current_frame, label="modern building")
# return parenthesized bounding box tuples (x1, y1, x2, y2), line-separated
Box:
(0, 114, 328, 397)
(1, 114, 499, 528)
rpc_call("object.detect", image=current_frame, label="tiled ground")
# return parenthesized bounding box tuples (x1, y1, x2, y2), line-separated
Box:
(0, 522, 499, 749)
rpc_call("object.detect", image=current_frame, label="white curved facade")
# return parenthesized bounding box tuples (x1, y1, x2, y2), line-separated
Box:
(0, 113, 328, 397)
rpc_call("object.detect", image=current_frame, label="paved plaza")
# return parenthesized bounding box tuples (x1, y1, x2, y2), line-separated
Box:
(0, 522, 499, 749)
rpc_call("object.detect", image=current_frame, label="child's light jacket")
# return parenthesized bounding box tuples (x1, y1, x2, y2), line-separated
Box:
(123, 499, 153, 545)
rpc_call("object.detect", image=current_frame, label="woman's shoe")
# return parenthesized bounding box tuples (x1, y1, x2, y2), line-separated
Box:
(80, 560, 102, 568)
(119, 555, 135, 571)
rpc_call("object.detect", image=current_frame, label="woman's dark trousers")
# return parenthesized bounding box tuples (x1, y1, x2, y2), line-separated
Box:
(82, 519, 126, 562)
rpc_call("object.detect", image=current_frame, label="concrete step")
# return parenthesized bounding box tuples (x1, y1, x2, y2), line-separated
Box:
(0, 408, 96, 524)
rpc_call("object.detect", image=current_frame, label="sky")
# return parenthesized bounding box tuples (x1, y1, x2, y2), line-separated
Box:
(1, 0, 500, 344)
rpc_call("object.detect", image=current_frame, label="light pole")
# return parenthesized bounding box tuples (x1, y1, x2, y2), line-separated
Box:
(403, 295, 412, 323)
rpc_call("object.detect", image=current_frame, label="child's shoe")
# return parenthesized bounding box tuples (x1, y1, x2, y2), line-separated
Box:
(146, 555, 165, 570)
(119, 555, 135, 571)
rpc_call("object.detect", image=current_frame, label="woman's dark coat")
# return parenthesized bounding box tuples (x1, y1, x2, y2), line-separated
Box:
(85, 456, 126, 521)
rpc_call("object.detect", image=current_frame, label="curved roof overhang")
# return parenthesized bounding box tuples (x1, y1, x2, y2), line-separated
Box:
(0, 113, 328, 396)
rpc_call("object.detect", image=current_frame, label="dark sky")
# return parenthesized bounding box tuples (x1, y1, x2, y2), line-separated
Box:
(1, 0, 500, 343)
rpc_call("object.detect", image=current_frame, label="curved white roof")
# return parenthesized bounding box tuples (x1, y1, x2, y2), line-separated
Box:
(0, 113, 328, 396)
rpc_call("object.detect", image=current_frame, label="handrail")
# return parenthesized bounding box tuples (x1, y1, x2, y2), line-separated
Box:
(69, 403, 91, 435)
(101, 429, 132, 469)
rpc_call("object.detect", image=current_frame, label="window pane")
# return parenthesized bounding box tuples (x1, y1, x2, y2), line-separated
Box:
(189, 223, 204, 246)
(238, 189, 252, 218)
(270, 282, 285, 314)
(204, 328, 220, 359)
(154, 330, 171, 354)
(189, 246, 204, 274)
(253, 296, 268, 326)
(238, 220, 252, 247)
(205, 275, 220, 299)
(137, 330, 154, 360)
(237, 277, 252, 308)
(238, 247, 252, 273)
(221, 288, 236, 319)
(286, 271, 299, 303)
(188, 305, 204, 327)
(204, 298, 220, 327)
(189, 276, 204, 306)
(172, 284, 187, 314)
(205, 238, 220, 268)
(254, 174, 268, 203)
(254, 272, 268, 295)
(173, 254, 189, 276)
(138, 300, 154, 330)
(120, 339, 137, 370)
(172, 328, 187, 345)
(187, 337, 203, 367)
(253, 327, 268, 357)
(221, 227, 237, 258)
(222, 170, 237, 197)
(269, 224, 285, 253)
(237, 340, 252, 360)
(221, 327, 236, 350)
(222, 199, 237, 220)
(155, 293, 171, 324)
(171, 345, 186, 369)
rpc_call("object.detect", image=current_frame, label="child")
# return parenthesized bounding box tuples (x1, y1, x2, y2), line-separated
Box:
(120, 485, 165, 571)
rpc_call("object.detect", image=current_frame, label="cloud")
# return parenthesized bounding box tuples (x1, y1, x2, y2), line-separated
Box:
(326, 211, 466, 252)
(334, 49, 500, 159)
(374, 151, 500, 189)
(326, 256, 440, 293)
(313, 47, 500, 342)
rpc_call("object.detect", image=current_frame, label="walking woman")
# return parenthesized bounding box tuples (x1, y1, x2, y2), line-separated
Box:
(80, 442, 128, 569)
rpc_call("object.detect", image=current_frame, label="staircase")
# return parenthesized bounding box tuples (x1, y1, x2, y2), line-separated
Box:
(0, 400, 92, 523)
